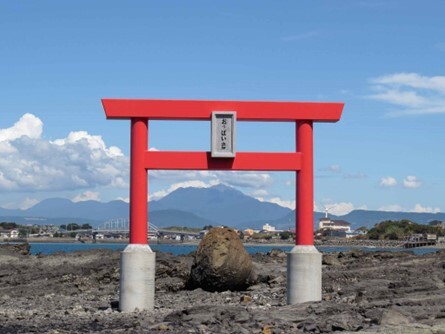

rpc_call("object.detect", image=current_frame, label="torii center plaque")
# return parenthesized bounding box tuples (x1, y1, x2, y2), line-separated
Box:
(211, 112, 236, 158)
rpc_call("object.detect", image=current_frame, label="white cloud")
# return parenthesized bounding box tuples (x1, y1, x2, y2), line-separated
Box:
(318, 201, 367, 216)
(379, 176, 397, 187)
(116, 196, 129, 203)
(0, 114, 43, 154)
(72, 191, 101, 202)
(0, 113, 43, 142)
(268, 197, 295, 210)
(0, 197, 40, 210)
(0, 114, 129, 192)
(403, 175, 421, 189)
(378, 203, 440, 213)
(368, 72, 445, 116)
(256, 196, 295, 210)
(250, 189, 269, 197)
(149, 180, 219, 201)
(20, 197, 40, 210)
(328, 202, 355, 216)
(378, 204, 403, 212)
(373, 73, 445, 93)
(52, 131, 123, 158)
(150, 170, 273, 189)
(410, 203, 441, 213)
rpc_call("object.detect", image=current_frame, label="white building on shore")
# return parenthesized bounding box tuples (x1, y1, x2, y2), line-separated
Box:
(318, 218, 351, 233)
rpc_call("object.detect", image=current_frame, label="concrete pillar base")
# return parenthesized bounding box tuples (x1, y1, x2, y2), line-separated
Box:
(119, 244, 155, 312)
(287, 245, 322, 304)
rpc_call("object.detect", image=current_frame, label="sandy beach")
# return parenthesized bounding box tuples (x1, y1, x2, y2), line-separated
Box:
(1, 243, 445, 333)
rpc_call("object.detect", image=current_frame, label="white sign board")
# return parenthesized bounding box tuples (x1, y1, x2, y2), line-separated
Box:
(211, 112, 236, 158)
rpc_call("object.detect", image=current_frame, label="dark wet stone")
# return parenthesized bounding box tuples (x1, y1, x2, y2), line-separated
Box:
(188, 227, 256, 292)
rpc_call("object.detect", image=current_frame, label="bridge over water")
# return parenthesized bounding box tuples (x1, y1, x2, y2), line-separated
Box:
(94, 218, 199, 237)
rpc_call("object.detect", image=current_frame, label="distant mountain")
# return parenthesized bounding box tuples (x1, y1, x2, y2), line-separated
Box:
(1, 185, 443, 230)
(149, 210, 216, 229)
(25, 198, 129, 221)
(150, 184, 292, 226)
(0, 216, 101, 226)
(0, 184, 290, 228)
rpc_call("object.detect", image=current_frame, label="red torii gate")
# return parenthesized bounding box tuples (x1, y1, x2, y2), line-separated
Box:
(102, 98, 343, 312)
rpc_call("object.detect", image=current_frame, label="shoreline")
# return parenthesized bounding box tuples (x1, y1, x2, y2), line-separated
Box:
(4, 237, 444, 250)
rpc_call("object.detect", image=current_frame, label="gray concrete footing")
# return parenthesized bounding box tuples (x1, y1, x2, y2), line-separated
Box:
(119, 244, 156, 312)
(287, 245, 322, 304)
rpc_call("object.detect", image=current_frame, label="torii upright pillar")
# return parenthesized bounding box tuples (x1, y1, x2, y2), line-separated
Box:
(119, 118, 156, 312)
(287, 120, 321, 304)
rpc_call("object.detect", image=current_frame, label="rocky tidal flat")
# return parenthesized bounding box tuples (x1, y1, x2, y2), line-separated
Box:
(1, 243, 445, 333)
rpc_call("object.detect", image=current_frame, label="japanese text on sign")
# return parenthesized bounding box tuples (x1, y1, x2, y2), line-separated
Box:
(211, 112, 236, 158)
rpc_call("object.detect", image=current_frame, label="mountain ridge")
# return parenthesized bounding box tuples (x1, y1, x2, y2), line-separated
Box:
(1, 185, 443, 229)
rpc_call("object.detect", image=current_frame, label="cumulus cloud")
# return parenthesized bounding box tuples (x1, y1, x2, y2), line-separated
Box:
(116, 196, 129, 203)
(0, 113, 43, 142)
(0, 114, 43, 154)
(150, 170, 272, 190)
(378, 204, 404, 212)
(268, 197, 295, 209)
(379, 203, 440, 213)
(319, 202, 367, 216)
(149, 180, 219, 201)
(328, 203, 355, 216)
(0, 114, 129, 192)
(256, 196, 295, 210)
(379, 176, 397, 187)
(410, 203, 441, 213)
(403, 175, 421, 189)
(72, 191, 101, 202)
(20, 197, 40, 210)
(250, 189, 269, 197)
(368, 72, 445, 116)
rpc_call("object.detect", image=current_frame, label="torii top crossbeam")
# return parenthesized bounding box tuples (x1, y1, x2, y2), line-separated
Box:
(102, 98, 343, 245)
(103, 99, 343, 121)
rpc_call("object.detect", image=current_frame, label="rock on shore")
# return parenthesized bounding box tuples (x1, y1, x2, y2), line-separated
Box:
(188, 227, 255, 292)
(0, 244, 445, 333)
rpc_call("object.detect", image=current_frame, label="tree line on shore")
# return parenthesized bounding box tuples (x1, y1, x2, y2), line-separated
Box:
(2, 220, 444, 241)
(364, 219, 444, 240)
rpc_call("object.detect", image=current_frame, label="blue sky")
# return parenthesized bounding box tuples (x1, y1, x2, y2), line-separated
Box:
(1, 1, 444, 216)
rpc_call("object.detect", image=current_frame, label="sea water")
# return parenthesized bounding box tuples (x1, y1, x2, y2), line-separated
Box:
(17, 242, 441, 256)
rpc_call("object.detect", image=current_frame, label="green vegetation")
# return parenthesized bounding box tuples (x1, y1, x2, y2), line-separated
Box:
(279, 231, 294, 240)
(251, 233, 274, 240)
(367, 220, 444, 240)
(60, 223, 92, 231)
(163, 226, 202, 233)
(16, 225, 40, 237)
(0, 222, 18, 229)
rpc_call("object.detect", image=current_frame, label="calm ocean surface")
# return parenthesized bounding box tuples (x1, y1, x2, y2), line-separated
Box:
(17, 242, 439, 256)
